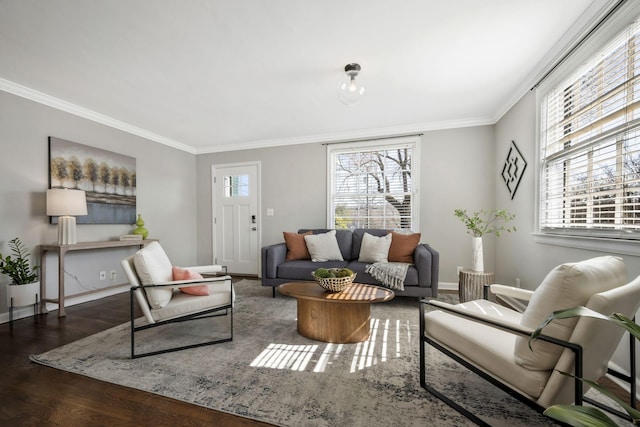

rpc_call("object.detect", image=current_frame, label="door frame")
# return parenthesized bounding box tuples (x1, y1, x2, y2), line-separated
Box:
(211, 161, 262, 275)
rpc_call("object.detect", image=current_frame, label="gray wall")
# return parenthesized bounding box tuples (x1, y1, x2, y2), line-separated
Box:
(195, 126, 496, 284)
(494, 91, 640, 287)
(0, 91, 198, 317)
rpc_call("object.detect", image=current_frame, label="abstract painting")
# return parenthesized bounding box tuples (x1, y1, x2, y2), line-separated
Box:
(48, 137, 136, 224)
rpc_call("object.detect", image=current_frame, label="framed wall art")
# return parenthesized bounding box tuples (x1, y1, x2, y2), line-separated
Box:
(501, 140, 526, 200)
(48, 136, 136, 224)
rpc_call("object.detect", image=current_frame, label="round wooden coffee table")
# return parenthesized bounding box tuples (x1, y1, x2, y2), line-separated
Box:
(278, 281, 395, 343)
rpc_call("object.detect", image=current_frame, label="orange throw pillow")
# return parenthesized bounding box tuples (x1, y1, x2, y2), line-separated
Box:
(283, 231, 312, 260)
(388, 232, 421, 263)
(172, 266, 209, 296)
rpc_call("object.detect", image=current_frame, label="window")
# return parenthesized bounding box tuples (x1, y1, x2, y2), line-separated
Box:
(224, 174, 249, 197)
(539, 19, 640, 240)
(327, 137, 419, 230)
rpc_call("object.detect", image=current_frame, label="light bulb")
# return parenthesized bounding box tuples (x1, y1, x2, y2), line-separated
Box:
(338, 63, 365, 106)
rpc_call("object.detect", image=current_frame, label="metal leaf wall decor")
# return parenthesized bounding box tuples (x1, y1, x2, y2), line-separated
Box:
(501, 140, 526, 200)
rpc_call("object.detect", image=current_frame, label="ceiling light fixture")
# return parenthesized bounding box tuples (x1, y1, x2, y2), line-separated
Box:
(338, 63, 365, 106)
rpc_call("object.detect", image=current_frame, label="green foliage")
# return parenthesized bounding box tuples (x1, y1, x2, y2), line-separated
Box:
(0, 238, 39, 285)
(313, 268, 333, 278)
(544, 405, 620, 427)
(334, 217, 349, 230)
(454, 209, 516, 237)
(530, 306, 640, 426)
(335, 268, 354, 278)
(313, 268, 354, 279)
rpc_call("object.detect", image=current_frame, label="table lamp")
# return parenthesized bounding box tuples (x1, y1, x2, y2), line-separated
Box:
(46, 189, 88, 244)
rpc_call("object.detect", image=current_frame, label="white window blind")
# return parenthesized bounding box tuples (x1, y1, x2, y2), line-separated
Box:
(328, 138, 419, 230)
(540, 19, 640, 239)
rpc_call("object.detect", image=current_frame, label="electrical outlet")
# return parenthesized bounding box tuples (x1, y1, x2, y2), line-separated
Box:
(515, 278, 521, 288)
(456, 266, 463, 276)
(99, 271, 106, 280)
(110, 270, 117, 280)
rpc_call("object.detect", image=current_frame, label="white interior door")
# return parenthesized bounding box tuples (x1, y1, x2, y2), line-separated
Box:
(212, 163, 260, 275)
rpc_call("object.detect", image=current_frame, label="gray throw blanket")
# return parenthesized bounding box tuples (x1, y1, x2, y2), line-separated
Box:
(365, 262, 410, 291)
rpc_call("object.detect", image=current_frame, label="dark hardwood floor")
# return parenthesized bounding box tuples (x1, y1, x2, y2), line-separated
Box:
(0, 292, 273, 427)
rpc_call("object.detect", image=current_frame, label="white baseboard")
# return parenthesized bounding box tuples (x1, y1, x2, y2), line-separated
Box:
(0, 284, 129, 324)
(438, 281, 458, 292)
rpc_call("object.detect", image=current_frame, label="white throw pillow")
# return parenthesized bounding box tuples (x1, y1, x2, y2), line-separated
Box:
(304, 230, 344, 262)
(358, 232, 392, 263)
(514, 256, 627, 371)
(133, 241, 174, 309)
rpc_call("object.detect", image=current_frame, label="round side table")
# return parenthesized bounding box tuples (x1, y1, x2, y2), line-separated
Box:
(458, 269, 494, 303)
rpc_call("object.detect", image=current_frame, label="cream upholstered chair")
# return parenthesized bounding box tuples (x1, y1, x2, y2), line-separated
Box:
(420, 256, 640, 425)
(122, 241, 234, 358)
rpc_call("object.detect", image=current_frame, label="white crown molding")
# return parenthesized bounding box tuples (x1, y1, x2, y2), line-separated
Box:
(196, 116, 494, 154)
(0, 77, 196, 154)
(3, 74, 494, 156)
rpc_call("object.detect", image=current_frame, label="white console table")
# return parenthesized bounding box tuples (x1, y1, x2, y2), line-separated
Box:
(39, 240, 156, 317)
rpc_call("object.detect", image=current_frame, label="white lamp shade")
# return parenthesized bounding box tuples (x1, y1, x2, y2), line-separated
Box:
(46, 189, 88, 216)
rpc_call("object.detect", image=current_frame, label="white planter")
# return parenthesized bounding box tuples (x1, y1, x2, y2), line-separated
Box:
(471, 237, 484, 272)
(6, 281, 39, 308)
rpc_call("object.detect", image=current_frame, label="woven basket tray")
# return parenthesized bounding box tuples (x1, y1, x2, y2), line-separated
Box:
(312, 271, 356, 293)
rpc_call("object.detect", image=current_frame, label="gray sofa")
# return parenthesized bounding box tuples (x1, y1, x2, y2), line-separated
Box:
(261, 228, 439, 298)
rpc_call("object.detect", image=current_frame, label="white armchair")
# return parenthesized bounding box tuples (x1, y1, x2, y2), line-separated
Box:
(420, 256, 640, 425)
(122, 241, 234, 358)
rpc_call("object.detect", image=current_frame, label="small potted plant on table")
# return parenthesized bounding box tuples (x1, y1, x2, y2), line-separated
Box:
(0, 238, 40, 323)
(454, 208, 516, 272)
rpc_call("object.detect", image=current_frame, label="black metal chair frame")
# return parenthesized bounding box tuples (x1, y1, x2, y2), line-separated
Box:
(130, 280, 233, 359)
(419, 295, 636, 426)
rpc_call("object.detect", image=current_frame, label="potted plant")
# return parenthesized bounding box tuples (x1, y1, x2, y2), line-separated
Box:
(0, 238, 40, 308)
(454, 209, 516, 272)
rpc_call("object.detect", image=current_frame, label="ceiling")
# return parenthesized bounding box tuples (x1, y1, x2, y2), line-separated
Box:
(0, 1, 607, 154)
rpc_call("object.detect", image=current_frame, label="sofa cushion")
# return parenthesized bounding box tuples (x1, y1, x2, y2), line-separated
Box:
(133, 241, 174, 309)
(515, 256, 627, 371)
(388, 232, 421, 263)
(358, 232, 392, 263)
(283, 231, 312, 261)
(304, 230, 344, 262)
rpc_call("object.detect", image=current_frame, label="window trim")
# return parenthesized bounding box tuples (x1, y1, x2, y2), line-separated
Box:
(535, 1, 640, 248)
(532, 232, 640, 256)
(326, 136, 421, 231)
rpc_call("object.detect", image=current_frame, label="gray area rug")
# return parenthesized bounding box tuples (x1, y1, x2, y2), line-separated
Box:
(31, 279, 559, 426)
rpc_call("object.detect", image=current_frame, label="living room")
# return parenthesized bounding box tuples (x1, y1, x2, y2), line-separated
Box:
(2, 1, 640, 425)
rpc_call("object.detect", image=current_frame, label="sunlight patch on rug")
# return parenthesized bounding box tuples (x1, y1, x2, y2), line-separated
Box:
(251, 343, 318, 371)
